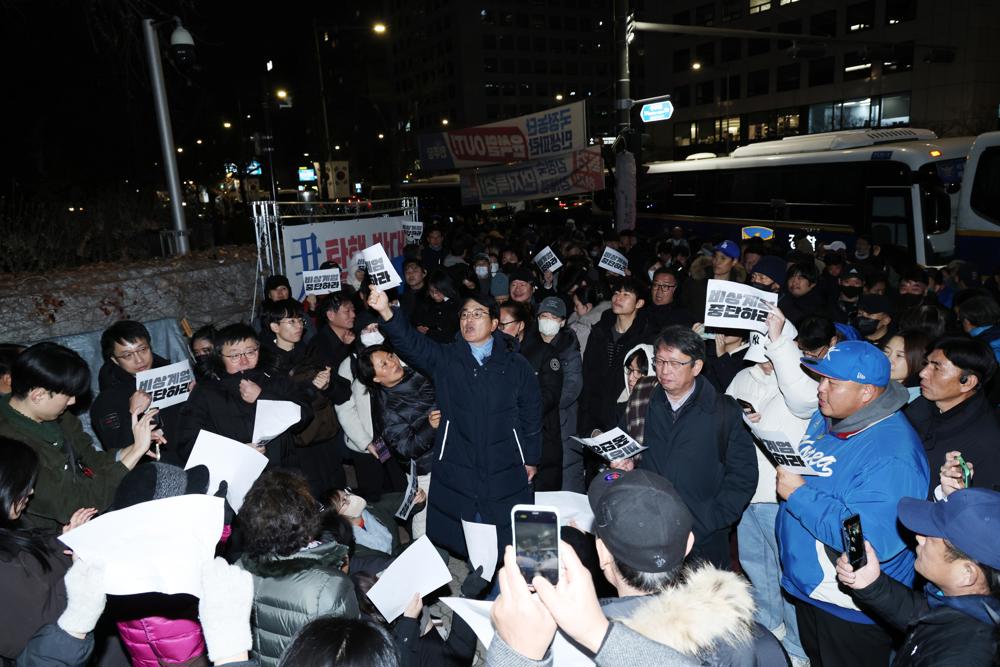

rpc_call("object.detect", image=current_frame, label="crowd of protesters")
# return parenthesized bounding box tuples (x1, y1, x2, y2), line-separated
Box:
(1, 212, 999, 667)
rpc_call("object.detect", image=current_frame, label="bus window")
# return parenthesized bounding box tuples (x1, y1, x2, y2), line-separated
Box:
(865, 187, 913, 256)
(971, 146, 1000, 225)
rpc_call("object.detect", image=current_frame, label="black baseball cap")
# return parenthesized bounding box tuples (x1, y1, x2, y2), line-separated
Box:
(587, 469, 693, 573)
(858, 293, 892, 315)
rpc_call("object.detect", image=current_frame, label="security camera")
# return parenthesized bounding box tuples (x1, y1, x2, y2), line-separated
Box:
(169, 23, 195, 67)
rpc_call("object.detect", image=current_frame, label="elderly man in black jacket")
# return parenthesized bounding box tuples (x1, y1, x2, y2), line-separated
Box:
(368, 287, 542, 557)
(637, 325, 758, 570)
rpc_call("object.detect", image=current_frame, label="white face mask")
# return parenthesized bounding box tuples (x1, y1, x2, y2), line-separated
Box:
(475, 266, 490, 279)
(341, 493, 366, 518)
(360, 330, 385, 347)
(537, 317, 561, 337)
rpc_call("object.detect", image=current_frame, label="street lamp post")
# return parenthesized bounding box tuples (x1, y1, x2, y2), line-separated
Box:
(142, 17, 191, 255)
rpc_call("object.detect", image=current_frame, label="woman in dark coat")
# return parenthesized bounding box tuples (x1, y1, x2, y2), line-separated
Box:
(410, 270, 461, 344)
(368, 289, 542, 557)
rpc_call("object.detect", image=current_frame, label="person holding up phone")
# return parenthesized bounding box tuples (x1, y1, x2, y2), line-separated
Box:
(836, 490, 1000, 666)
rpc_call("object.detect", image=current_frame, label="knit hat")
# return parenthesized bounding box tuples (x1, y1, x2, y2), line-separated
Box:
(751, 255, 787, 287)
(490, 272, 510, 298)
(109, 462, 211, 511)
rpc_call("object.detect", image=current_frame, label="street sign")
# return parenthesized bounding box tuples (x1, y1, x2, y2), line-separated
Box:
(639, 100, 674, 123)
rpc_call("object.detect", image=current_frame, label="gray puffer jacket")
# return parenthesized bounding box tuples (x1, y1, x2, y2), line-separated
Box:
(240, 541, 359, 667)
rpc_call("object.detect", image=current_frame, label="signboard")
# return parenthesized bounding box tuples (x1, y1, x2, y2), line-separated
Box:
(135, 360, 193, 410)
(419, 101, 587, 170)
(597, 246, 628, 276)
(298, 166, 317, 182)
(533, 245, 563, 273)
(572, 427, 646, 462)
(639, 100, 674, 123)
(395, 460, 420, 520)
(460, 146, 604, 205)
(281, 215, 407, 299)
(402, 220, 424, 244)
(703, 279, 778, 334)
(750, 427, 821, 476)
(301, 268, 341, 295)
(362, 242, 403, 290)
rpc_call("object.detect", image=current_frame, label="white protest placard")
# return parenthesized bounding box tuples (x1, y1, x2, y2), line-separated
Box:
(533, 245, 563, 273)
(367, 535, 452, 622)
(571, 427, 646, 462)
(135, 360, 193, 410)
(301, 268, 342, 295)
(251, 399, 301, 445)
(185, 430, 269, 511)
(395, 460, 420, 520)
(597, 246, 628, 276)
(535, 491, 595, 533)
(402, 220, 424, 244)
(703, 279, 778, 334)
(462, 520, 498, 580)
(59, 495, 223, 596)
(751, 427, 821, 476)
(441, 598, 595, 667)
(362, 242, 403, 291)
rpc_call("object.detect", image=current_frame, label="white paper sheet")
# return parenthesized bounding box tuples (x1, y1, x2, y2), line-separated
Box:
(462, 520, 499, 579)
(58, 495, 223, 596)
(597, 247, 628, 276)
(571, 427, 646, 462)
(403, 220, 424, 243)
(362, 242, 403, 290)
(534, 491, 595, 533)
(441, 597, 595, 666)
(751, 427, 822, 476)
(702, 279, 779, 335)
(395, 459, 420, 520)
(533, 245, 563, 273)
(302, 268, 342, 295)
(367, 535, 452, 622)
(135, 360, 194, 410)
(251, 399, 301, 445)
(185, 430, 269, 511)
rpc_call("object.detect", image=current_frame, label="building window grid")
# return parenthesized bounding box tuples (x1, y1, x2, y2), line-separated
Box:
(749, 0, 772, 14)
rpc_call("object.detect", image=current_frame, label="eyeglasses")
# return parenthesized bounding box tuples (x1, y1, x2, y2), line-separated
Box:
(653, 357, 695, 370)
(800, 346, 828, 361)
(460, 310, 491, 321)
(115, 344, 149, 362)
(652, 283, 677, 292)
(624, 365, 644, 376)
(222, 347, 260, 361)
(280, 317, 306, 327)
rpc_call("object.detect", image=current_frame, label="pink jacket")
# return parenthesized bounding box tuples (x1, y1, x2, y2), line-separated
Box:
(117, 612, 206, 667)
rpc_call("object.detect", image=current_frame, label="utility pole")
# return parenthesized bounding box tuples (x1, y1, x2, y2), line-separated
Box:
(613, 0, 636, 231)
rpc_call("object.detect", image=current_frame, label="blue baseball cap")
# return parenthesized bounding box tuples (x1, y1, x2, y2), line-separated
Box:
(897, 489, 1000, 570)
(800, 340, 890, 387)
(713, 240, 740, 260)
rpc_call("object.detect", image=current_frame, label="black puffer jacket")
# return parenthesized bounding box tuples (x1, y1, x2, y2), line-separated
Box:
(374, 368, 437, 475)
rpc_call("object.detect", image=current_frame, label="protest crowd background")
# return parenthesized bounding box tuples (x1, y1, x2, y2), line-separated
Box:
(3, 212, 1000, 667)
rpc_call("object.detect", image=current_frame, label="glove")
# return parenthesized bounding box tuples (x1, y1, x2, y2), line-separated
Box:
(57, 560, 107, 637)
(460, 565, 491, 598)
(199, 557, 254, 662)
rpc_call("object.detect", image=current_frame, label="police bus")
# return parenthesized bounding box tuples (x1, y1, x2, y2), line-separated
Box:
(638, 128, 1000, 266)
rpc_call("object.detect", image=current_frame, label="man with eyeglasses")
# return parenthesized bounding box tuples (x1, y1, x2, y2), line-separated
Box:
(647, 267, 693, 331)
(368, 287, 542, 561)
(636, 325, 757, 571)
(90, 320, 180, 462)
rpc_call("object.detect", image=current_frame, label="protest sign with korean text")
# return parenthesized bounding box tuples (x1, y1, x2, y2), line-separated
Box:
(135, 360, 193, 410)
(703, 279, 778, 334)
(597, 246, 628, 277)
(459, 146, 604, 205)
(750, 427, 821, 476)
(402, 220, 424, 244)
(418, 101, 587, 170)
(301, 268, 341, 295)
(281, 215, 407, 299)
(572, 427, 646, 462)
(533, 245, 563, 273)
(395, 460, 420, 520)
(362, 242, 403, 290)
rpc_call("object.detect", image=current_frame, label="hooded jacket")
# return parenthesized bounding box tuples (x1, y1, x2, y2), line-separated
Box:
(777, 381, 930, 624)
(850, 574, 1000, 667)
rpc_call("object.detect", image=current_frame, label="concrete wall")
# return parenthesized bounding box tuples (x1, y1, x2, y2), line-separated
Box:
(0, 246, 260, 345)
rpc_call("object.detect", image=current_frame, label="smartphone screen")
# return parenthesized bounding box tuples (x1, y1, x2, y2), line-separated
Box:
(512, 505, 560, 586)
(842, 514, 867, 571)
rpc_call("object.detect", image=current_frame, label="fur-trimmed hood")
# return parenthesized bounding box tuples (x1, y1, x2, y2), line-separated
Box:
(623, 564, 756, 658)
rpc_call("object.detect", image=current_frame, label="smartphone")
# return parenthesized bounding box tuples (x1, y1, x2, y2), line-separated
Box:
(956, 455, 972, 488)
(736, 398, 756, 414)
(511, 504, 561, 587)
(371, 437, 392, 463)
(841, 514, 867, 571)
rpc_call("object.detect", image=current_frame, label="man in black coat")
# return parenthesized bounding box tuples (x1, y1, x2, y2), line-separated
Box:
(499, 301, 564, 491)
(89, 321, 187, 464)
(637, 325, 758, 570)
(305, 292, 358, 405)
(905, 335, 1000, 495)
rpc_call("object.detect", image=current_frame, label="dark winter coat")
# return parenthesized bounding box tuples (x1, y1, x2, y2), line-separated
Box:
(778, 287, 839, 326)
(905, 391, 1000, 495)
(374, 369, 438, 476)
(411, 298, 461, 344)
(381, 308, 542, 556)
(517, 331, 564, 491)
(647, 301, 694, 332)
(578, 310, 654, 436)
(638, 376, 758, 570)
(89, 355, 188, 465)
(0, 540, 69, 660)
(176, 368, 312, 469)
(547, 326, 583, 460)
(851, 573, 999, 667)
(304, 325, 355, 405)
